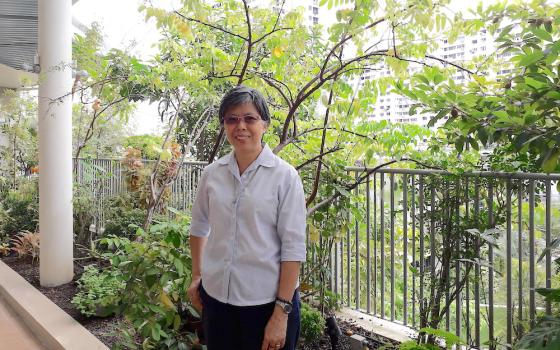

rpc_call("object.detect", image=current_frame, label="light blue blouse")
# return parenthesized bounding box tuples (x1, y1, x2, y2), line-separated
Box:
(190, 144, 307, 306)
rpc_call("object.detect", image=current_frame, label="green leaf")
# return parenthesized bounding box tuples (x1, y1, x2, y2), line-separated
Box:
(152, 325, 161, 341)
(537, 237, 560, 263)
(536, 288, 560, 303)
(518, 51, 544, 66)
(419, 327, 464, 347)
(531, 27, 553, 42)
(543, 151, 560, 173)
(334, 185, 352, 197)
(514, 316, 560, 350)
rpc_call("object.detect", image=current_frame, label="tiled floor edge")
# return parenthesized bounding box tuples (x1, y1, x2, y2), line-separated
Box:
(0, 260, 108, 350)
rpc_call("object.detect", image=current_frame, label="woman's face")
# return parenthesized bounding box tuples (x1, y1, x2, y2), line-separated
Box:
(223, 102, 268, 155)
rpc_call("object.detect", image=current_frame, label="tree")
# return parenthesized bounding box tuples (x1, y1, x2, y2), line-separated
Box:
(72, 23, 137, 167)
(0, 89, 38, 186)
(142, 0, 475, 215)
(399, 0, 560, 176)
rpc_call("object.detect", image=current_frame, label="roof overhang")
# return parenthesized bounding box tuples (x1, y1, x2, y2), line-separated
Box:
(0, 63, 38, 89)
(0, 0, 85, 89)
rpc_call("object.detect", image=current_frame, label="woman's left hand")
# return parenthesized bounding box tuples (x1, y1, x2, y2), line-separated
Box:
(261, 308, 288, 350)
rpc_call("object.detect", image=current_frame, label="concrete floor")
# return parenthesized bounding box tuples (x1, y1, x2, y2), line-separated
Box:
(0, 296, 46, 350)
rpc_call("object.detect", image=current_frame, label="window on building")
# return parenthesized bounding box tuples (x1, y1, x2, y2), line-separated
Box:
(313, 17, 318, 24)
(472, 39, 477, 44)
(313, 7, 318, 15)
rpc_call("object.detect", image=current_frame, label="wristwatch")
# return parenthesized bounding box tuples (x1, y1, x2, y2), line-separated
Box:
(275, 297, 293, 314)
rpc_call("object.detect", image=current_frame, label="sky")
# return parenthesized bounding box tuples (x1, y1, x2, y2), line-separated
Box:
(72, 0, 177, 135)
(71, 0, 492, 136)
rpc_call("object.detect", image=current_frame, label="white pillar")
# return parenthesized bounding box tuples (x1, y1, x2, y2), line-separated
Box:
(38, 0, 73, 286)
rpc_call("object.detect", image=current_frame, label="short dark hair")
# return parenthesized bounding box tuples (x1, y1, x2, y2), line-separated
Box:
(218, 86, 271, 124)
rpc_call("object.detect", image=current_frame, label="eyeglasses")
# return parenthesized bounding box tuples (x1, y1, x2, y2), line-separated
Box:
(223, 114, 262, 125)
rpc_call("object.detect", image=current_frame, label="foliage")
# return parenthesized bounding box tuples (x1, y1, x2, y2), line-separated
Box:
(103, 206, 148, 239)
(316, 290, 342, 314)
(123, 135, 164, 160)
(401, 0, 560, 175)
(398, 341, 440, 350)
(300, 302, 325, 343)
(98, 214, 196, 349)
(418, 328, 463, 349)
(10, 231, 40, 261)
(0, 89, 38, 182)
(513, 316, 560, 350)
(0, 179, 38, 239)
(412, 175, 508, 346)
(513, 259, 560, 350)
(120, 144, 182, 227)
(72, 23, 136, 164)
(71, 265, 125, 317)
(73, 184, 98, 248)
(135, 0, 510, 330)
(0, 242, 11, 257)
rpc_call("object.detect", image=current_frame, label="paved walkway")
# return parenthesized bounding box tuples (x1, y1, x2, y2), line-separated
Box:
(0, 260, 108, 350)
(0, 296, 46, 350)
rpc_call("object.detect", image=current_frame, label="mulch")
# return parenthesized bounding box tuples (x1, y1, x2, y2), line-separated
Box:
(2, 256, 398, 350)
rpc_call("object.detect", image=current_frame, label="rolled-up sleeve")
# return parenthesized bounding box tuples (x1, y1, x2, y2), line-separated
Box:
(190, 168, 210, 237)
(277, 169, 307, 262)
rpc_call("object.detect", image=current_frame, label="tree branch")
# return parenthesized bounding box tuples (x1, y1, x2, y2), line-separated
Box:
(207, 127, 224, 162)
(174, 11, 247, 41)
(237, 0, 253, 85)
(425, 54, 475, 75)
(306, 81, 336, 206)
(306, 158, 441, 216)
(253, 71, 294, 107)
(295, 146, 342, 170)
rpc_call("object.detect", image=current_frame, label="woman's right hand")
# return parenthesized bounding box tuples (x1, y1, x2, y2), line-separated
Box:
(187, 277, 203, 312)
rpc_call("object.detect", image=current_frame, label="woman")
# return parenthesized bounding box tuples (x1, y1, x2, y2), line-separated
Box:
(187, 86, 307, 350)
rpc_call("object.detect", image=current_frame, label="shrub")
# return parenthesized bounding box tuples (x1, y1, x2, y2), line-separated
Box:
(0, 180, 38, 239)
(99, 214, 197, 349)
(300, 302, 325, 343)
(103, 207, 147, 238)
(0, 242, 10, 256)
(102, 192, 168, 239)
(399, 341, 440, 350)
(72, 265, 125, 317)
(10, 231, 40, 261)
(73, 184, 98, 247)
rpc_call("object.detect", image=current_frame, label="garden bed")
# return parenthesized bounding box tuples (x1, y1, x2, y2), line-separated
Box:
(2, 256, 398, 350)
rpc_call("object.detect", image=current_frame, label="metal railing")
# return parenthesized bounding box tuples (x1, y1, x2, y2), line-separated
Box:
(75, 158, 206, 227)
(330, 167, 560, 349)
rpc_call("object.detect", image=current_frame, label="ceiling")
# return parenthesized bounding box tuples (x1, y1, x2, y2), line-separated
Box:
(0, 0, 82, 89)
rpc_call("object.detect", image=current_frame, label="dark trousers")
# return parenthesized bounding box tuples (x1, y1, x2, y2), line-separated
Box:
(200, 285, 300, 350)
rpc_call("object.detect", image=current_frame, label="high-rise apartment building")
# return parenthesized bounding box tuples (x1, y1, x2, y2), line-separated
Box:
(251, 0, 330, 27)
(364, 29, 501, 126)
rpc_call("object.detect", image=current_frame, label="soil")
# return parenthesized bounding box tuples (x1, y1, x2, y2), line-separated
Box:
(2, 256, 399, 350)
